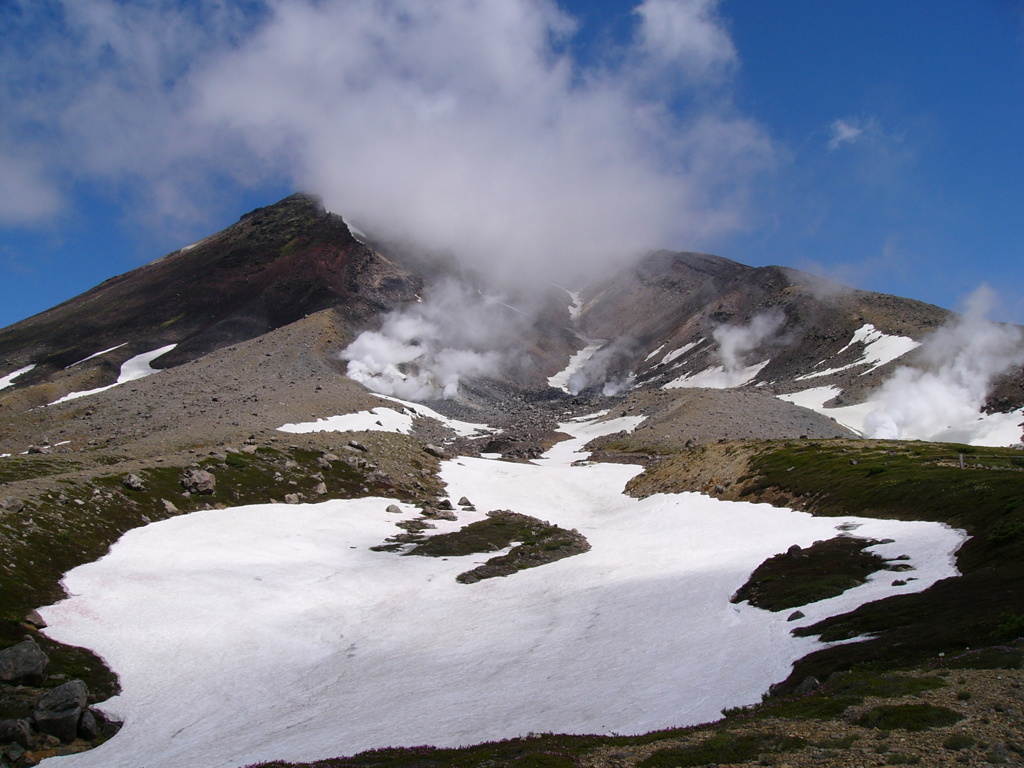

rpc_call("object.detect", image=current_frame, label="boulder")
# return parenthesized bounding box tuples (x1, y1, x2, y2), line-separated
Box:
(33, 679, 88, 743)
(424, 444, 445, 458)
(23, 610, 47, 629)
(77, 708, 98, 740)
(181, 468, 216, 495)
(385, 504, 403, 514)
(284, 493, 301, 504)
(121, 473, 145, 491)
(457, 497, 474, 507)
(0, 638, 49, 685)
(312, 482, 327, 496)
(0, 719, 31, 748)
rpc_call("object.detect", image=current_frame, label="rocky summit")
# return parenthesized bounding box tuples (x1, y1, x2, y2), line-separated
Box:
(1, 194, 1023, 768)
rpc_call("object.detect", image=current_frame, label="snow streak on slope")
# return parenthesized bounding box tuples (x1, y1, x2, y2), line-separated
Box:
(0, 364, 35, 391)
(39, 414, 963, 768)
(279, 396, 496, 438)
(796, 324, 920, 381)
(548, 342, 604, 392)
(49, 345, 178, 405)
(663, 359, 770, 389)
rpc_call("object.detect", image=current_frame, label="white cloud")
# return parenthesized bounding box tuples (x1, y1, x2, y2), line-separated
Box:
(634, 0, 736, 76)
(827, 115, 880, 150)
(0, 0, 772, 286)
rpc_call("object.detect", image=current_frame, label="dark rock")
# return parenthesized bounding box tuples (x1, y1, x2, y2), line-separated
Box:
(23, 610, 46, 629)
(0, 719, 31, 748)
(347, 440, 368, 452)
(0, 638, 49, 685)
(3, 742, 26, 763)
(181, 468, 216, 494)
(27, 445, 51, 455)
(121, 473, 145, 491)
(33, 679, 88, 743)
(77, 708, 98, 740)
(436, 499, 455, 511)
(385, 504, 402, 514)
(457, 497, 473, 507)
(787, 610, 805, 621)
(793, 675, 820, 695)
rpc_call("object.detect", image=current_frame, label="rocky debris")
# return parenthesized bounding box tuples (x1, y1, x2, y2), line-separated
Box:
(0, 718, 31, 748)
(181, 468, 216, 495)
(0, 638, 49, 686)
(33, 679, 88, 743)
(121, 473, 145, 491)
(0, 496, 25, 514)
(23, 610, 46, 629)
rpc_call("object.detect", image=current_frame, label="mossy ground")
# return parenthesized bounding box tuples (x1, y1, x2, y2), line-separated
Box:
(406, 510, 590, 582)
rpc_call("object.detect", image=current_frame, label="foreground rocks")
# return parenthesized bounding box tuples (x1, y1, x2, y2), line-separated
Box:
(0, 637, 121, 765)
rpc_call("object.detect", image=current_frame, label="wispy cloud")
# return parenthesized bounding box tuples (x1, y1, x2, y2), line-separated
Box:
(827, 115, 881, 151)
(0, 0, 773, 286)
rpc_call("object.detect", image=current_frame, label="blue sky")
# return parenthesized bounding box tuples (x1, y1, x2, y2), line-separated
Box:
(2, 0, 1023, 329)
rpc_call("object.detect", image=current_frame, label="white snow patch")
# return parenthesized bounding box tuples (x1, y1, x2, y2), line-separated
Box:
(65, 343, 128, 369)
(0, 364, 35, 391)
(279, 396, 496, 439)
(796, 325, 919, 381)
(278, 407, 415, 435)
(49, 345, 177, 405)
(663, 359, 770, 389)
(547, 342, 604, 392)
(661, 339, 703, 366)
(39, 412, 963, 768)
(644, 343, 666, 362)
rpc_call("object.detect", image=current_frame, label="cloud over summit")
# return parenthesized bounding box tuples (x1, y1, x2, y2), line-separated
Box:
(1, 0, 772, 285)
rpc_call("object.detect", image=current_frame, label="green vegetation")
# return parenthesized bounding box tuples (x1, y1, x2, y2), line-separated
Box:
(637, 731, 806, 767)
(405, 511, 590, 582)
(943, 733, 977, 750)
(854, 703, 962, 731)
(731, 536, 891, 611)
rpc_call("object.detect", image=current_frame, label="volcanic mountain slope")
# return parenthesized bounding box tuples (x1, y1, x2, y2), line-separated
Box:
(3, 193, 1024, 767)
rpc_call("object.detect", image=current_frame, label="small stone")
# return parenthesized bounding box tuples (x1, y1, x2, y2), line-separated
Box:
(457, 497, 473, 507)
(385, 504, 403, 514)
(312, 482, 327, 496)
(787, 610, 805, 621)
(424, 444, 445, 458)
(284, 493, 301, 505)
(23, 609, 46, 629)
(348, 441, 369, 452)
(77, 708, 98, 740)
(181, 468, 216, 495)
(161, 499, 179, 514)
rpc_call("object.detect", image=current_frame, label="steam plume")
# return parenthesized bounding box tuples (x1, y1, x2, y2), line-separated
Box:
(863, 286, 1024, 441)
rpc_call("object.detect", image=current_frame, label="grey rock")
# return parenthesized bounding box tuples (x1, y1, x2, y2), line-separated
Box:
(241, 444, 258, 454)
(23, 610, 46, 629)
(385, 504, 403, 514)
(424, 444, 445, 458)
(457, 496, 473, 507)
(284, 493, 301, 504)
(34, 679, 88, 743)
(793, 675, 820, 695)
(322, 453, 340, 462)
(77, 708, 98, 740)
(0, 719, 31, 748)
(121, 473, 145, 491)
(312, 482, 327, 496)
(0, 497, 25, 515)
(348, 441, 368, 452)
(0, 638, 49, 685)
(161, 499, 179, 514)
(436, 499, 455, 511)
(181, 468, 216, 494)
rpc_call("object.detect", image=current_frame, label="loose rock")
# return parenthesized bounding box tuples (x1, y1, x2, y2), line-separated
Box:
(181, 468, 216, 494)
(0, 637, 49, 686)
(33, 679, 88, 743)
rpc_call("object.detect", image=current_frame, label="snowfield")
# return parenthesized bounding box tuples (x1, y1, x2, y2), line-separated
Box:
(39, 414, 964, 768)
(49, 344, 178, 405)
